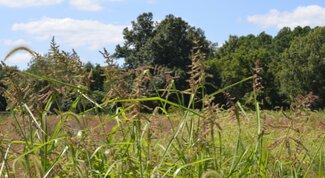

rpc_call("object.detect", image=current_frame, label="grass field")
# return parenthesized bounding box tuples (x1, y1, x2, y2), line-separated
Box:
(0, 107, 324, 177)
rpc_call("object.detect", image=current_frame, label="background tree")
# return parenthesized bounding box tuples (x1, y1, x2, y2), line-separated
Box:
(115, 12, 155, 68)
(115, 12, 215, 91)
(208, 33, 278, 108)
(274, 27, 325, 107)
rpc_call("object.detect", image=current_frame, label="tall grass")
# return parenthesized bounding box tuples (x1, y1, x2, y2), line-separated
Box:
(0, 46, 324, 177)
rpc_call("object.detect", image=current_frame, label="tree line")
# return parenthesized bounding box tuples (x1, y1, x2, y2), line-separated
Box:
(0, 12, 324, 111)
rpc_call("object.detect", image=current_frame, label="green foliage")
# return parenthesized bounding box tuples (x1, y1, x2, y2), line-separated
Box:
(115, 12, 155, 68)
(208, 26, 325, 109)
(274, 27, 325, 107)
(208, 33, 277, 108)
(115, 12, 215, 90)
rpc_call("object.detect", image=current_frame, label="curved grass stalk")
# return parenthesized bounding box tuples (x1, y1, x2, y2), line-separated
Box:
(173, 158, 214, 177)
(3, 46, 36, 61)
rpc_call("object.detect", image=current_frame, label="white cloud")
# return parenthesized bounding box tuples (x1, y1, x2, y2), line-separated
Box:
(2, 39, 30, 46)
(247, 5, 325, 29)
(0, 0, 63, 8)
(69, 0, 102, 11)
(12, 17, 127, 50)
(3, 52, 33, 69)
(69, 0, 126, 11)
(0, 0, 124, 10)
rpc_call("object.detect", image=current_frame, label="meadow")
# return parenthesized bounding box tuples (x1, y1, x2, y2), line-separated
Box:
(0, 69, 324, 177)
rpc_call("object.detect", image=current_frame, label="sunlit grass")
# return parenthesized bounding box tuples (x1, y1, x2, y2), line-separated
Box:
(0, 97, 324, 177)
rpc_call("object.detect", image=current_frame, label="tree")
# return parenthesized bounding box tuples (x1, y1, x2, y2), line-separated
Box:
(275, 27, 325, 107)
(116, 13, 214, 69)
(272, 27, 293, 53)
(115, 12, 215, 91)
(115, 12, 155, 68)
(272, 26, 312, 54)
(208, 32, 279, 108)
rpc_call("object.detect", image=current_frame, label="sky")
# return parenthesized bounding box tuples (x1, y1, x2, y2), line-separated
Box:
(0, 0, 324, 69)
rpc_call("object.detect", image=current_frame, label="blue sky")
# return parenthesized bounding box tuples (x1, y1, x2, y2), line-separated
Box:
(1, 0, 324, 69)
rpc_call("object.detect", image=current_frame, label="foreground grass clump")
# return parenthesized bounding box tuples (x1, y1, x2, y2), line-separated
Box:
(0, 105, 324, 177)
